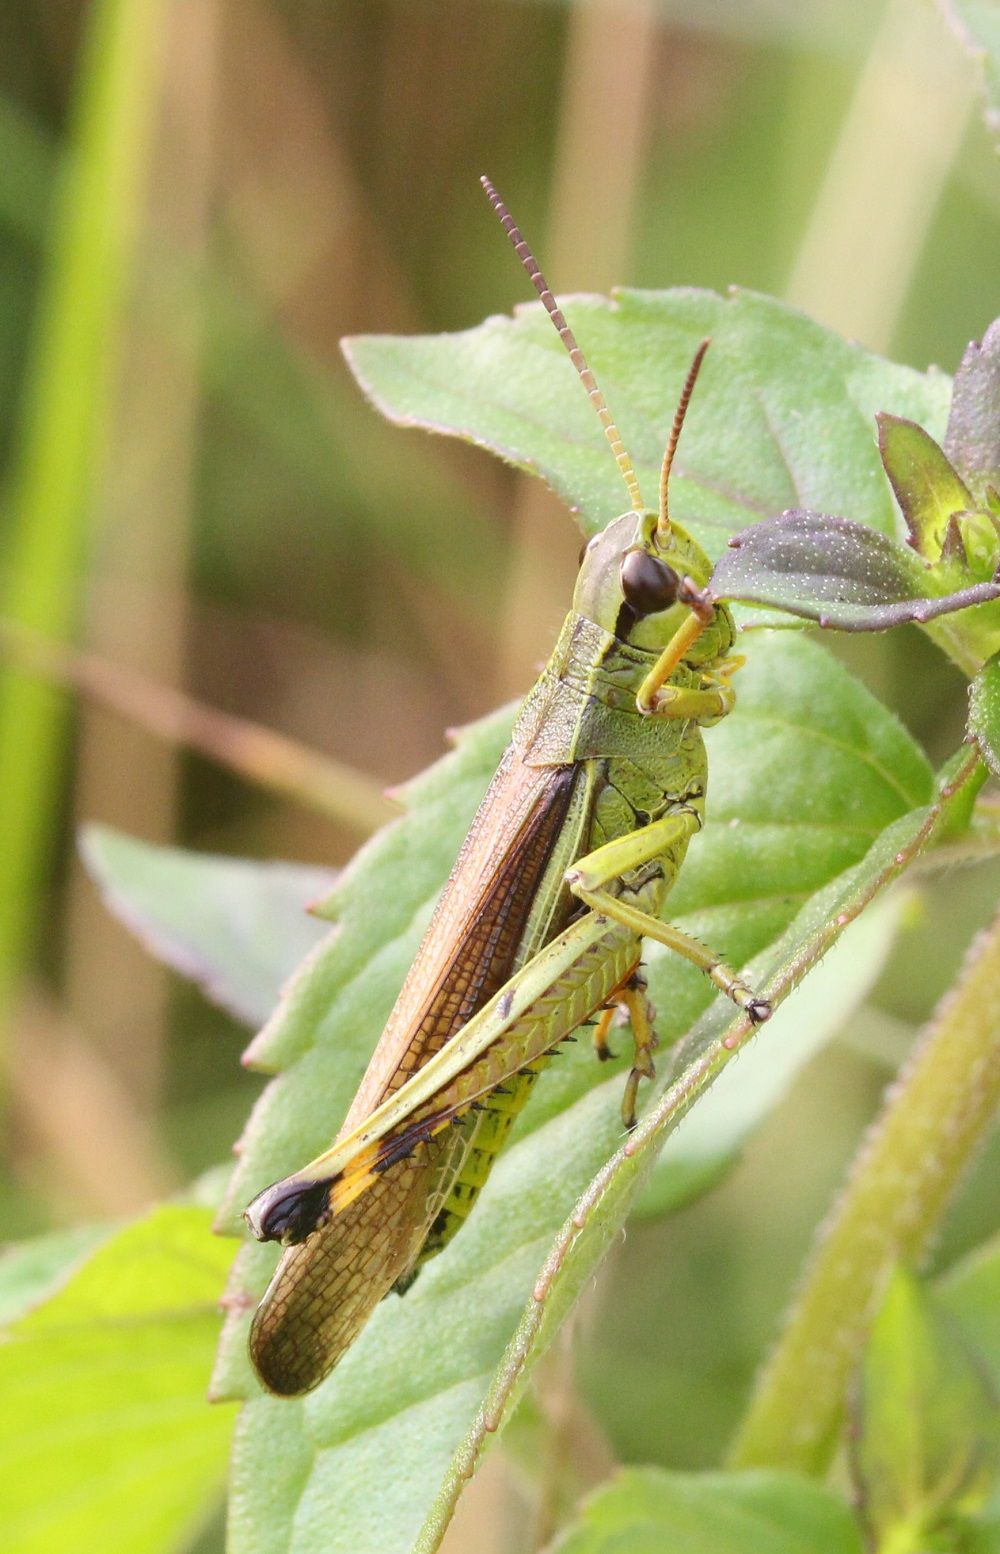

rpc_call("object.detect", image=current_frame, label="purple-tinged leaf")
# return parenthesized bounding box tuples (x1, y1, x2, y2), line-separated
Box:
(877, 413, 973, 560)
(710, 511, 1000, 631)
(969, 653, 1000, 780)
(944, 317, 1000, 501)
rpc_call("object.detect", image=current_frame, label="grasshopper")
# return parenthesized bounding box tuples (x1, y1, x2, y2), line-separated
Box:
(244, 177, 771, 1396)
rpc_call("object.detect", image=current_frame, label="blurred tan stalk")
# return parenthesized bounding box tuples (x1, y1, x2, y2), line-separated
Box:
(0, 617, 391, 832)
(785, 0, 974, 352)
(496, 0, 659, 702)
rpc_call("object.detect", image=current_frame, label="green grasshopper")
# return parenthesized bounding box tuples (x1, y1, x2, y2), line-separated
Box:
(244, 177, 771, 1397)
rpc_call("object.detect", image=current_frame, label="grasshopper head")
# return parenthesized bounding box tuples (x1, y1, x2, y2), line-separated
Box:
(574, 508, 733, 664)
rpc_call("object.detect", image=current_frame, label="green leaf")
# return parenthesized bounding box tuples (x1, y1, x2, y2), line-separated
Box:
(550, 1467, 863, 1554)
(80, 824, 336, 1029)
(708, 510, 1000, 631)
(345, 296, 1000, 679)
(220, 632, 941, 1554)
(344, 289, 950, 551)
(877, 413, 974, 559)
(0, 1224, 111, 1326)
(0, 1204, 234, 1554)
(970, 653, 1000, 780)
(944, 317, 1000, 504)
(852, 1268, 1000, 1549)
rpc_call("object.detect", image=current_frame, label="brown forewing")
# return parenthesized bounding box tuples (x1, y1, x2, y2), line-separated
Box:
(250, 752, 583, 1394)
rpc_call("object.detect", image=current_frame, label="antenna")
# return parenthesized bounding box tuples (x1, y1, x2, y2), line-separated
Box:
(658, 338, 710, 545)
(481, 175, 645, 517)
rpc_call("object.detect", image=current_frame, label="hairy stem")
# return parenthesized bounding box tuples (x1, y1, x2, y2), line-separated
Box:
(729, 905, 1000, 1475)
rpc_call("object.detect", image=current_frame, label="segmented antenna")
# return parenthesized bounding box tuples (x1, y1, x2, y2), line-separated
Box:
(481, 175, 645, 516)
(658, 338, 710, 544)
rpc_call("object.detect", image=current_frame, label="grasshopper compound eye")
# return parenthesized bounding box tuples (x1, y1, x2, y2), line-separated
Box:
(620, 549, 681, 616)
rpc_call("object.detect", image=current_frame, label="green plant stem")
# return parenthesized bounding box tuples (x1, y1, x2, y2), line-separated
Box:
(729, 903, 1000, 1476)
(0, 0, 166, 1038)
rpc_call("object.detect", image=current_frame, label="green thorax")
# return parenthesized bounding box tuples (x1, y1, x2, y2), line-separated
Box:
(515, 509, 735, 768)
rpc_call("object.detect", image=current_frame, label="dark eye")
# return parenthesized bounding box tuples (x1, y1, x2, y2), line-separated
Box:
(620, 550, 681, 615)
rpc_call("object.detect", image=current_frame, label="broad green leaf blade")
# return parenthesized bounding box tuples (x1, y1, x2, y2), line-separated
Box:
(344, 289, 950, 552)
(709, 510, 1000, 631)
(970, 653, 1000, 780)
(0, 1224, 111, 1326)
(223, 633, 937, 1554)
(944, 316, 1000, 502)
(80, 825, 336, 1029)
(0, 1205, 234, 1554)
(550, 1467, 863, 1554)
(877, 412, 973, 558)
(852, 1268, 1000, 1547)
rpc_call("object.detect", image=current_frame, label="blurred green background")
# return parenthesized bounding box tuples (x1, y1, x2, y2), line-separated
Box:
(0, 1, 998, 1547)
